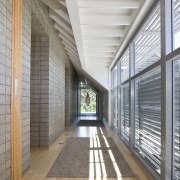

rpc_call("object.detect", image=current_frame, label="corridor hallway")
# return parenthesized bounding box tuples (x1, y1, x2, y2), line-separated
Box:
(22, 120, 152, 180)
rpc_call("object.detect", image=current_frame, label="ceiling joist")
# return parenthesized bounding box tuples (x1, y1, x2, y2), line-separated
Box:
(83, 38, 121, 46)
(78, 0, 140, 9)
(59, 33, 75, 44)
(82, 28, 125, 37)
(62, 41, 77, 52)
(80, 15, 132, 26)
(84, 52, 114, 58)
(49, 10, 73, 35)
(42, 0, 153, 90)
(64, 45, 78, 56)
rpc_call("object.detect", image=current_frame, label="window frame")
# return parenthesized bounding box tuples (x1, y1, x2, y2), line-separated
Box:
(110, 0, 180, 179)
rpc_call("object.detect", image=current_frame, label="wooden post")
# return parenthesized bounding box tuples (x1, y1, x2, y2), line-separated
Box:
(11, 0, 23, 179)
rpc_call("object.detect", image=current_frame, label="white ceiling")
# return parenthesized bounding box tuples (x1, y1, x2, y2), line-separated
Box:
(42, 0, 155, 91)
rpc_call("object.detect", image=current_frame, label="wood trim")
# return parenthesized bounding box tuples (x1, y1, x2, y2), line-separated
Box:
(11, 0, 23, 179)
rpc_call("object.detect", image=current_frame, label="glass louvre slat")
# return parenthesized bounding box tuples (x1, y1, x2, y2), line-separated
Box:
(112, 66, 118, 131)
(134, 3, 161, 74)
(113, 88, 118, 130)
(121, 49, 129, 83)
(174, 0, 180, 50)
(121, 83, 130, 142)
(135, 68, 161, 174)
(173, 59, 180, 180)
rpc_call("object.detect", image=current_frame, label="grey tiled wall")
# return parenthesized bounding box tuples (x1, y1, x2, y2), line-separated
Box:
(65, 62, 78, 126)
(65, 68, 70, 125)
(30, 36, 49, 147)
(71, 68, 78, 124)
(0, 0, 12, 179)
(0, 0, 78, 177)
(98, 93, 103, 118)
(49, 33, 66, 144)
(103, 92, 108, 121)
(21, 0, 78, 175)
(21, 0, 31, 175)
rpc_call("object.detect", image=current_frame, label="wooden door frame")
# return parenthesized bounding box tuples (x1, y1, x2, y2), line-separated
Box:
(11, 0, 23, 179)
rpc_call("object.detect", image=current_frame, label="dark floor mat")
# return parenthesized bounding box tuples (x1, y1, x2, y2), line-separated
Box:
(47, 137, 134, 178)
(77, 120, 104, 127)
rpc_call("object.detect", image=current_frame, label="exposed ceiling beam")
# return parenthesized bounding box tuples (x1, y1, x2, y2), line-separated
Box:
(86, 65, 110, 69)
(83, 38, 121, 45)
(68, 53, 79, 60)
(83, 37, 120, 41)
(61, 37, 76, 46)
(82, 27, 125, 37)
(43, 0, 70, 23)
(84, 52, 114, 58)
(78, 0, 140, 9)
(42, 0, 66, 11)
(86, 62, 111, 66)
(68, 55, 80, 64)
(84, 50, 117, 53)
(57, 0, 66, 7)
(84, 45, 118, 50)
(65, 47, 79, 57)
(86, 66, 109, 71)
(86, 57, 112, 64)
(55, 22, 73, 36)
(84, 47, 117, 53)
(65, 46, 79, 57)
(64, 44, 78, 55)
(67, 51, 79, 60)
(49, 9, 73, 35)
(55, 10, 70, 24)
(66, 0, 86, 68)
(68, 53, 79, 62)
(62, 41, 77, 52)
(59, 33, 75, 44)
(79, 8, 131, 14)
(62, 40, 76, 49)
(54, 23, 72, 36)
(80, 15, 131, 25)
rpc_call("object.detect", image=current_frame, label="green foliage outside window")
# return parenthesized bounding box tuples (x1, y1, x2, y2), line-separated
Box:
(80, 88, 96, 113)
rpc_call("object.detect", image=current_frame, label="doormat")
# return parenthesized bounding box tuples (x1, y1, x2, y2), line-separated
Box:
(78, 120, 105, 127)
(47, 137, 134, 178)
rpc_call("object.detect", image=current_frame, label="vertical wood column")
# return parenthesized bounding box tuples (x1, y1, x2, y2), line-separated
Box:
(11, 0, 23, 179)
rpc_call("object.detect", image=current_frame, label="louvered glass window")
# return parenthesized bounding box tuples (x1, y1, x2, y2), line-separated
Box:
(174, 0, 180, 50)
(121, 49, 130, 83)
(173, 59, 180, 180)
(135, 68, 161, 174)
(134, 4, 161, 74)
(120, 83, 130, 142)
(112, 66, 118, 131)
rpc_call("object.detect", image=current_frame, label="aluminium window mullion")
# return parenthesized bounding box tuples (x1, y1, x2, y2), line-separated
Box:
(129, 42, 135, 149)
(160, 0, 173, 179)
(118, 61, 121, 135)
(121, 83, 130, 142)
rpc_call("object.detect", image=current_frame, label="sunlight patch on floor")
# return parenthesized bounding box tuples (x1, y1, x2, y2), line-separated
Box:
(89, 128, 123, 180)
